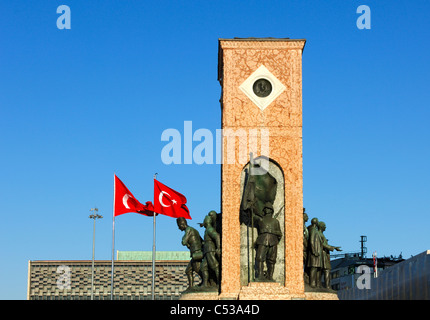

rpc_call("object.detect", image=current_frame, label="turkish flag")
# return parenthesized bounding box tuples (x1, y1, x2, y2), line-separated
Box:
(153, 179, 191, 219)
(114, 175, 154, 217)
(136, 201, 156, 217)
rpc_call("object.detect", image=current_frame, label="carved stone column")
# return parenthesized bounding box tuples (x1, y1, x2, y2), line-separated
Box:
(218, 38, 306, 299)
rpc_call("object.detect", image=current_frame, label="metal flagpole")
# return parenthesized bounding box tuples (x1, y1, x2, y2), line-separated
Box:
(91, 212, 96, 300)
(111, 174, 116, 300)
(152, 173, 158, 300)
(111, 212, 115, 300)
(89, 208, 102, 300)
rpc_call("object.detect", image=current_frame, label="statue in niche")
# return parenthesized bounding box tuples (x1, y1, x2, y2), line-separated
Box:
(177, 217, 204, 289)
(240, 157, 282, 282)
(199, 211, 221, 288)
(240, 160, 277, 223)
(254, 202, 282, 281)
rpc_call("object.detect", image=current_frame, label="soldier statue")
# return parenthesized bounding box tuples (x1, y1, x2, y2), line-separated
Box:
(176, 217, 204, 289)
(200, 212, 221, 287)
(240, 157, 283, 282)
(240, 159, 277, 224)
(254, 202, 282, 281)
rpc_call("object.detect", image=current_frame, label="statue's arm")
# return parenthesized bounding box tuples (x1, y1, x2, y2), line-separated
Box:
(208, 228, 221, 249)
(181, 229, 190, 247)
(321, 236, 334, 251)
(323, 236, 342, 252)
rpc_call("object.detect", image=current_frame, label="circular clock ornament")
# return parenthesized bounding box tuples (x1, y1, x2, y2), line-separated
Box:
(252, 78, 272, 98)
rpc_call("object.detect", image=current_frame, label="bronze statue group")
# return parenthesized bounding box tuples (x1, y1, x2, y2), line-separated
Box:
(176, 157, 341, 293)
(176, 211, 221, 291)
(303, 208, 341, 291)
(177, 207, 341, 292)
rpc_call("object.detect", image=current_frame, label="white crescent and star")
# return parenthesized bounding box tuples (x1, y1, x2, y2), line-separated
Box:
(159, 191, 178, 207)
(159, 191, 171, 207)
(122, 194, 132, 209)
(123, 191, 177, 209)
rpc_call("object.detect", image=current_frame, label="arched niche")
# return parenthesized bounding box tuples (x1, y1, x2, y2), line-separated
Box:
(239, 156, 285, 286)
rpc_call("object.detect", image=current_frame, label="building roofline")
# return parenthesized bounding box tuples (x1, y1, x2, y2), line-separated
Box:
(28, 260, 189, 264)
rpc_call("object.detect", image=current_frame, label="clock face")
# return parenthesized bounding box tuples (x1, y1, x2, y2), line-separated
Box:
(253, 78, 272, 97)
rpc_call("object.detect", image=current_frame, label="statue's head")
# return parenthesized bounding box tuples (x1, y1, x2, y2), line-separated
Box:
(303, 208, 308, 222)
(208, 210, 217, 217)
(202, 215, 212, 228)
(263, 202, 274, 216)
(208, 210, 217, 225)
(318, 221, 326, 231)
(176, 217, 187, 231)
(311, 217, 319, 226)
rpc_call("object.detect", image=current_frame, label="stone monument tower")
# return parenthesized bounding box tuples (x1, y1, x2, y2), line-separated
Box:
(218, 38, 306, 299)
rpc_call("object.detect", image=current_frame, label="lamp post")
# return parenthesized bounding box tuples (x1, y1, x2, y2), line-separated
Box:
(89, 208, 103, 300)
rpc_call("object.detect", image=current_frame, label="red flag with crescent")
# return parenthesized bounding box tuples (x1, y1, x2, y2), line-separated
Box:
(113, 174, 154, 217)
(153, 179, 191, 219)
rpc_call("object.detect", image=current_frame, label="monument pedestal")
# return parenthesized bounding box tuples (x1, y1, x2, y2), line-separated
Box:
(303, 291, 339, 300)
(238, 282, 294, 300)
(238, 283, 338, 300)
(179, 291, 220, 300)
(179, 286, 339, 300)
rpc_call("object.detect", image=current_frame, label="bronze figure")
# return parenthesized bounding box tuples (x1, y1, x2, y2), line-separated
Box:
(240, 158, 281, 282)
(177, 217, 204, 289)
(240, 160, 277, 223)
(303, 208, 310, 284)
(254, 202, 282, 281)
(306, 217, 322, 288)
(303, 215, 342, 291)
(200, 213, 221, 287)
(318, 221, 341, 289)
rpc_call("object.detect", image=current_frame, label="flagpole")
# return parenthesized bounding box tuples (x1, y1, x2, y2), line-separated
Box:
(111, 174, 116, 300)
(152, 173, 158, 300)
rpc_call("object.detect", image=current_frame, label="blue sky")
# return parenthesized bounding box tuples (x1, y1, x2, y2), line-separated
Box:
(0, 0, 429, 299)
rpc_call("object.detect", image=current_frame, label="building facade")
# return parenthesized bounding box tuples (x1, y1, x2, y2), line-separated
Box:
(330, 253, 404, 291)
(27, 251, 193, 300)
(332, 251, 430, 300)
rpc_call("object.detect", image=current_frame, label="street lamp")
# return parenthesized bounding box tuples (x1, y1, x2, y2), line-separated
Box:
(89, 208, 103, 300)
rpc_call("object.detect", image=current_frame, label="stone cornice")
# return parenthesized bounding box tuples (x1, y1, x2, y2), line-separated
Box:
(219, 38, 306, 50)
(218, 38, 306, 82)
